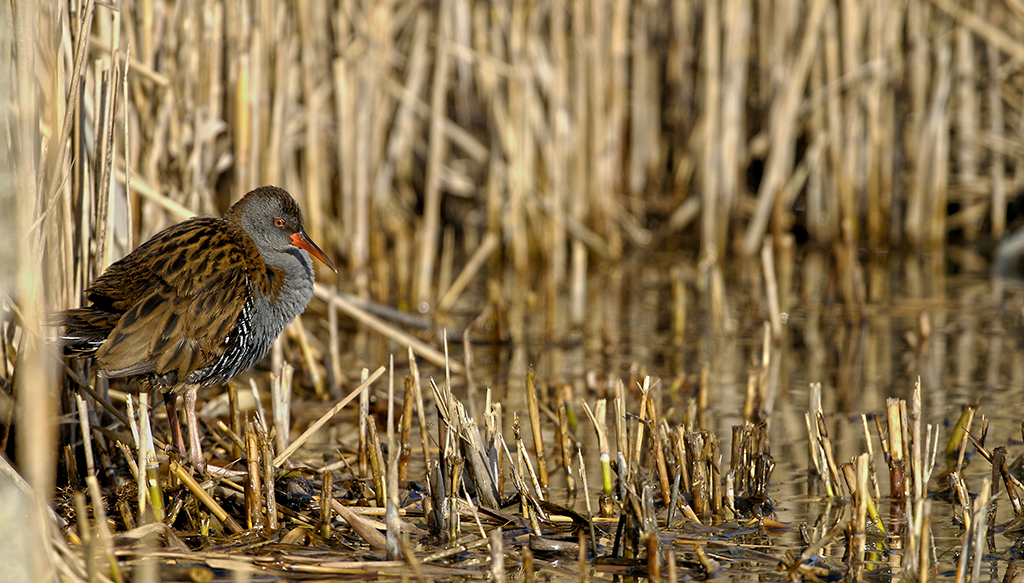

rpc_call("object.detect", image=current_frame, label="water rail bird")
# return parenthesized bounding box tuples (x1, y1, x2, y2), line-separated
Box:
(63, 186, 337, 473)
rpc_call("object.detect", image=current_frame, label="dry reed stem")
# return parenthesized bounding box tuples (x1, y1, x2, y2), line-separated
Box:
(314, 286, 460, 373)
(75, 394, 96, 477)
(556, 397, 575, 495)
(437, 232, 500, 313)
(335, 501, 388, 550)
(260, 428, 278, 531)
(317, 468, 332, 540)
(524, 368, 548, 491)
(581, 400, 612, 500)
(743, 0, 828, 255)
(289, 317, 324, 400)
(137, 394, 163, 523)
(886, 398, 906, 501)
(916, 499, 932, 582)
(248, 379, 269, 433)
(358, 367, 369, 476)
(577, 450, 598, 556)
(367, 416, 386, 508)
(86, 475, 122, 583)
(969, 478, 992, 582)
(385, 382, 402, 560)
(407, 347, 431, 471)
(273, 365, 385, 467)
(114, 550, 471, 578)
(245, 425, 263, 529)
(415, 0, 453, 307)
(860, 414, 881, 500)
(398, 530, 429, 583)
(930, 0, 1024, 61)
(11, 10, 61, 583)
(761, 240, 782, 340)
(271, 362, 293, 454)
(814, 412, 844, 498)
(169, 460, 243, 534)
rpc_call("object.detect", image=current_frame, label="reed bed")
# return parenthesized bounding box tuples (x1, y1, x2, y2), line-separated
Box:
(8, 337, 1024, 582)
(8, 0, 1024, 332)
(5, 0, 1024, 580)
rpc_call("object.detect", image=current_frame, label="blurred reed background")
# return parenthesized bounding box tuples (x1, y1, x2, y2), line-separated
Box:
(3, 0, 1024, 532)
(14, 0, 1024, 329)
(3, 0, 1024, 577)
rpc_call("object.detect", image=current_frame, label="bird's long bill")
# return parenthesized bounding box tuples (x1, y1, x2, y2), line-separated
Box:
(291, 230, 338, 273)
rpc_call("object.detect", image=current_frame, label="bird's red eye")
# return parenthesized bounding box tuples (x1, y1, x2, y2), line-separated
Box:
(274, 218, 285, 228)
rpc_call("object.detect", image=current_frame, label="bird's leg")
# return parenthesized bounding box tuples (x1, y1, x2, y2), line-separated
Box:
(183, 385, 206, 473)
(164, 392, 187, 460)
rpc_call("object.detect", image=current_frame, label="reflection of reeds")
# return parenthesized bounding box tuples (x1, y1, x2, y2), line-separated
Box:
(9, 306, 1024, 580)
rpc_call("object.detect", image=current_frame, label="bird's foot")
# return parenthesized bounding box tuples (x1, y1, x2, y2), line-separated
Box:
(189, 449, 207, 474)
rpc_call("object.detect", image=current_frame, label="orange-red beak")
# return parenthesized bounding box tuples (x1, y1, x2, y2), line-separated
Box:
(291, 230, 338, 273)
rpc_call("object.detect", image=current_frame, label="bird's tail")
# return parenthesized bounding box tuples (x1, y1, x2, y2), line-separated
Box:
(59, 308, 119, 355)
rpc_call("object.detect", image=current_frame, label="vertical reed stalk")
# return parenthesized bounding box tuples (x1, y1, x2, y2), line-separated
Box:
(525, 368, 549, 491)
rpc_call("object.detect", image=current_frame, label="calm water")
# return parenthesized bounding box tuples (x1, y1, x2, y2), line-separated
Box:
(435, 246, 1024, 580)
(257, 245, 1024, 580)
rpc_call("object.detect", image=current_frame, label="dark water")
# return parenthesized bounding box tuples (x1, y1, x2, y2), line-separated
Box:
(445, 247, 1024, 580)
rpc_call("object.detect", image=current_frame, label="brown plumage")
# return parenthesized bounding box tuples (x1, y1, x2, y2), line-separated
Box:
(64, 186, 336, 472)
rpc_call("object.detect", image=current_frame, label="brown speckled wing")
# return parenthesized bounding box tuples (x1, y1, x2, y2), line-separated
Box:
(88, 218, 253, 382)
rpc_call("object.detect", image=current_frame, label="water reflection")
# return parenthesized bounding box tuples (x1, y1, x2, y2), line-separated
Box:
(338, 244, 1024, 577)
(433, 246, 1024, 575)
